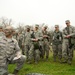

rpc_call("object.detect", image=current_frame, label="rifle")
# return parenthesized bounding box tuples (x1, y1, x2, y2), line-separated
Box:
(66, 27, 74, 49)
(31, 31, 35, 39)
(31, 31, 39, 49)
(68, 37, 75, 49)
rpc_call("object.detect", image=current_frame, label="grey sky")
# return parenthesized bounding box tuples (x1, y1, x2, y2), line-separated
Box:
(0, 0, 75, 29)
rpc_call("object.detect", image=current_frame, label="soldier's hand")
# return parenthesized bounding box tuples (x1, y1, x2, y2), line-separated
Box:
(65, 35, 70, 38)
(35, 38, 38, 41)
(31, 38, 38, 42)
(43, 35, 48, 38)
(31, 39, 36, 41)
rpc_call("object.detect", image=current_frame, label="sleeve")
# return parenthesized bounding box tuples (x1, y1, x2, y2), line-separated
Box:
(69, 27, 75, 37)
(14, 40, 23, 57)
(38, 31, 43, 41)
(15, 40, 21, 52)
(62, 28, 67, 38)
(48, 31, 52, 44)
(22, 33, 25, 45)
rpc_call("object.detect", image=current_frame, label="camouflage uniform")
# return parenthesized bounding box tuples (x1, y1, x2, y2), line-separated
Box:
(22, 25, 33, 61)
(0, 31, 9, 75)
(42, 26, 51, 60)
(62, 20, 75, 64)
(28, 25, 43, 63)
(17, 33, 24, 54)
(6, 38, 26, 70)
(52, 25, 62, 62)
(4, 26, 26, 75)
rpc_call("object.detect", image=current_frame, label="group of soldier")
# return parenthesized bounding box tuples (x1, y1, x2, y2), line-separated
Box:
(0, 19, 75, 75)
(16, 24, 51, 64)
(15, 20, 75, 65)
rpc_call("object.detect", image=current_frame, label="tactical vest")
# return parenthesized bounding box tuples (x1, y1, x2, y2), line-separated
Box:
(52, 31, 62, 45)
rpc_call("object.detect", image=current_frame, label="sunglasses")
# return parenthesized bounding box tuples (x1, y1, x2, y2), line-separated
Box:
(55, 27, 58, 28)
(66, 23, 69, 24)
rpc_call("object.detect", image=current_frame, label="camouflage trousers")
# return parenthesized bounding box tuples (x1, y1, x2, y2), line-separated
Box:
(0, 67, 8, 75)
(62, 41, 73, 62)
(33, 49, 41, 63)
(24, 45, 31, 60)
(43, 41, 50, 59)
(7, 55, 26, 71)
(28, 44, 41, 63)
(52, 44, 62, 61)
(39, 45, 44, 59)
(0, 56, 8, 75)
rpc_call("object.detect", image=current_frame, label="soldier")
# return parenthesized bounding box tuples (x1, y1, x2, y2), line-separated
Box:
(4, 26, 26, 75)
(29, 24, 43, 64)
(52, 25, 62, 62)
(42, 26, 51, 60)
(17, 32, 23, 52)
(22, 25, 33, 61)
(33, 24, 43, 63)
(0, 25, 9, 75)
(62, 20, 75, 65)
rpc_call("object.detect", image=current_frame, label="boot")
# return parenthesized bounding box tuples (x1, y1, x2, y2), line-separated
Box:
(46, 57, 48, 61)
(59, 58, 62, 63)
(62, 60, 67, 63)
(13, 69, 19, 75)
(67, 59, 72, 65)
(53, 57, 56, 62)
(27, 61, 32, 64)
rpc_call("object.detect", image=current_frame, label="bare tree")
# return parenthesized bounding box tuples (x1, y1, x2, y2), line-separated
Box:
(0, 17, 14, 27)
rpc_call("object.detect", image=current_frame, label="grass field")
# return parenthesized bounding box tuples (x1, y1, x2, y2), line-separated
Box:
(8, 52, 75, 75)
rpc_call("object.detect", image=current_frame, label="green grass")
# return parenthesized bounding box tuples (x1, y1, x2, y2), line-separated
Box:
(8, 52, 75, 75)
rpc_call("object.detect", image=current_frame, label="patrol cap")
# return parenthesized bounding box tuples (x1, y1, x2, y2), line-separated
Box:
(44, 25, 48, 29)
(26, 25, 30, 29)
(35, 24, 39, 28)
(55, 25, 59, 28)
(5, 25, 14, 31)
(65, 20, 70, 23)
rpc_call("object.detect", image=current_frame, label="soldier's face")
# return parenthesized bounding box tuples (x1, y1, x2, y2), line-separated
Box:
(66, 22, 70, 26)
(43, 27, 47, 31)
(4, 29, 12, 37)
(12, 31, 16, 35)
(0, 28, 3, 32)
(35, 27, 38, 31)
(27, 28, 30, 32)
(55, 27, 59, 31)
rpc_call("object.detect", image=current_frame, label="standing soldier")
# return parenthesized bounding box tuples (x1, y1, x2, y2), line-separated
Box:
(42, 26, 51, 61)
(52, 25, 62, 62)
(33, 24, 43, 63)
(17, 32, 23, 53)
(29, 24, 43, 64)
(4, 26, 26, 75)
(22, 25, 33, 62)
(62, 20, 75, 65)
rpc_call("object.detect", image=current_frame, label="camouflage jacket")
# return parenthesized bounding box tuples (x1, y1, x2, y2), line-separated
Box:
(63, 25, 75, 44)
(52, 30, 62, 45)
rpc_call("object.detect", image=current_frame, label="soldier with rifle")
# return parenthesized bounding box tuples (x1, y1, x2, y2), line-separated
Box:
(62, 20, 75, 65)
(42, 26, 51, 61)
(28, 24, 43, 64)
(52, 25, 62, 63)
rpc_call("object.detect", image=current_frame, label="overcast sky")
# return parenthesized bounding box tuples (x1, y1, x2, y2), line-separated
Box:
(0, 0, 75, 29)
